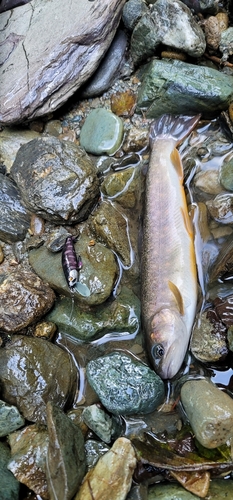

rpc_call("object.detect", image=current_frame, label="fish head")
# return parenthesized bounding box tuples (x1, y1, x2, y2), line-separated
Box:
(148, 309, 188, 380)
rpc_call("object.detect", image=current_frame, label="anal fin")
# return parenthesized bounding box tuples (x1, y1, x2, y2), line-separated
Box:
(168, 280, 185, 316)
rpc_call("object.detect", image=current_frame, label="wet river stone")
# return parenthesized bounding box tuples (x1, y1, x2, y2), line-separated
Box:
(11, 136, 100, 224)
(190, 309, 228, 363)
(0, 335, 76, 424)
(0, 128, 39, 173)
(181, 378, 233, 448)
(0, 400, 25, 437)
(89, 201, 132, 267)
(46, 402, 86, 500)
(80, 108, 124, 156)
(137, 59, 233, 118)
(130, 0, 206, 65)
(29, 230, 118, 306)
(0, 267, 55, 333)
(0, 173, 30, 243)
(0, 0, 126, 125)
(0, 441, 20, 500)
(8, 424, 49, 499)
(86, 352, 165, 415)
(46, 286, 140, 341)
(74, 437, 136, 500)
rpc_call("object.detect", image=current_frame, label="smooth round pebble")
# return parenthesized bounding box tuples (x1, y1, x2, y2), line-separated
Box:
(80, 108, 124, 155)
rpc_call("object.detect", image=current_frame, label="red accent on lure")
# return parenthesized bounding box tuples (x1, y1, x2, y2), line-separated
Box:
(62, 236, 79, 288)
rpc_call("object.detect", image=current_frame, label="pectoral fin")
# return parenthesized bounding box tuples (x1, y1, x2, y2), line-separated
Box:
(181, 207, 193, 238)
(170, 148, 183, 180)
(168, 280, 185, 316)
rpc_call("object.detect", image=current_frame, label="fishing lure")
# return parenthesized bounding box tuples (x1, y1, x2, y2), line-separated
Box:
(62, 236, 90, 297)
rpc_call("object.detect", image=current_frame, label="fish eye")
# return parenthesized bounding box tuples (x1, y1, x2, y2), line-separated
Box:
(155, 344, 165, 358)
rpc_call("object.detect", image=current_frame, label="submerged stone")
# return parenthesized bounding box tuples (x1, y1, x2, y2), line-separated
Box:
(219, 156, 233, 191)
(190, 309, 228, 363)
(46, 286, 140, 341)
(85, 440, 110, 471)
(80, 108, 124, 156)
(82, 405, 113, 443)
(86, 351, 165, 415)
(148, 483, 201, 499)
(137, 59, 233, 118)
(181, 378, 233, 448)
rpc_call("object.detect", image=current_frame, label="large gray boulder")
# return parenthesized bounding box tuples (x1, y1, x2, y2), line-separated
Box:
(0, 0, 126, 125)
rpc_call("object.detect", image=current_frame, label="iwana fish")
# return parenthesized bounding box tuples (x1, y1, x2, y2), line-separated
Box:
(142, 114, 201, 379)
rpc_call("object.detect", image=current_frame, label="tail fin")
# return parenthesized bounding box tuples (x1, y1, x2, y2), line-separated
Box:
(149, 114, 201, 148)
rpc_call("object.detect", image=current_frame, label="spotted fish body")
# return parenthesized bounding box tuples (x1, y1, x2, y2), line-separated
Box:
(142, 114, 200, 379)
(62, 236, 79, 289)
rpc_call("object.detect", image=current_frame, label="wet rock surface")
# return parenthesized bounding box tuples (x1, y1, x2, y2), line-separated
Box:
(74, 437, 136, 500)
(11, 136, 100, 224)
(0, 174, 30, 243)
(0, 441, 20, 500)
(46, 402, 86, 500)
(0, 400, 25, 437)
(137, 59, 233, 118)
(86, 351, 165, 415)
(80, 108, 124, 156)
(0, 336, 76, 423)
(0, 0, 126, 124)
(0, 267, 55, 332)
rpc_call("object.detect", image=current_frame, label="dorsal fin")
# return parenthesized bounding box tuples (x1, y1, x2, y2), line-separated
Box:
(170, 148, 183, 180)
(168, 280, 185, 316)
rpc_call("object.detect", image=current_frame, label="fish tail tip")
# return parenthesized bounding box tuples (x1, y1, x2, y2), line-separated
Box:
(149, 113, 201, 147)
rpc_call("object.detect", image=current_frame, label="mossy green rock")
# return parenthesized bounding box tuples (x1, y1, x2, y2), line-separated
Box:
(219, 157, 233, 191)
(46, 286, 140, 341)
(137, 59, 233, 118)
(86, 351, 165, 415)
(0, 400, 25, 437)
(80, 108, 124, 155)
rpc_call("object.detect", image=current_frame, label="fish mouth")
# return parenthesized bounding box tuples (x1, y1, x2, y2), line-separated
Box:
(158, 345, 184, 380)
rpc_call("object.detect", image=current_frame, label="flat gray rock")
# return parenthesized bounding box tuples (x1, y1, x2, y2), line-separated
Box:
(0, 0, 126, 125)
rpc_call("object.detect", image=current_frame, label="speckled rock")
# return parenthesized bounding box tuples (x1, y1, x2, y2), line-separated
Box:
(11, 136, 100, 224)
(137, 59, 233, 118)
(0, 400, 25, 437)
(74, 437, 136, 500)
(85, 440, 110, 471)
(219, 27, 233, 61)
(89, 201, 132, 267)
(46, 286, 140, 341)
(29, 230, 118, 306)
(0, 128, 40, 172)
(8, 424, 49, 499)
(80, 108, 124, 156)
(46, 402, 86, 500)
(0, 267, 55, 333)
(0, 173, 30, 243)
(219, 156, 233, 191)
(0, 441, 20, 500)
(0, 335, 76, 424)
(130, 0, 206, 65)
(190, 309, 228, 363)
(206, 193, 233, 224)
(122, 0, 148, 31)
(0, 0, 126, 124)
(181, 378, 233, 448)
(86, 351, 165, 415)
(82, 405, 113, 443)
